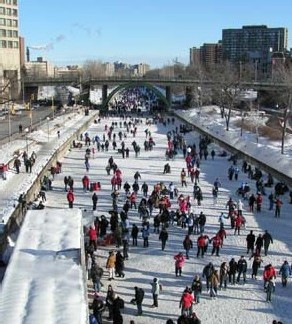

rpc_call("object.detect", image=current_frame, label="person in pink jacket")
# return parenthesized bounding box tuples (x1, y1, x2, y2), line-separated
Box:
(174, 252, 186, 277)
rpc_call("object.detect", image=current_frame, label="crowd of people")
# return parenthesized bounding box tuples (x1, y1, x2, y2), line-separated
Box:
(53, 98, 291, 324)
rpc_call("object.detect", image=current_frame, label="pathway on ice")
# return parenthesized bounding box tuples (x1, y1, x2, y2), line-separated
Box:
(44, 115, 292, 324)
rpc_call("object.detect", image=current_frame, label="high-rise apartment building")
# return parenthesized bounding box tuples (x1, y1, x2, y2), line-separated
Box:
(222, 25, 288, 79)
(0, 0, 20, 99)
(189, 47, 201, 66)
(190, 42, 222, 70)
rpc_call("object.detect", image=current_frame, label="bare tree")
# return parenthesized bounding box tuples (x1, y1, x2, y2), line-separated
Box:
(81, 60, 106, 79)
(271, 62, 292, 154)
(184, 63, 209, 109)
(209, 61, 243, 130)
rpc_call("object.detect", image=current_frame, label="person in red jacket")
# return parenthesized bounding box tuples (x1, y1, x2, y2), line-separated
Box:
(263, 263, 276, 290)
(234, 214, 244, 235)
(179, 287, 194, 316)
(256, 193, 263, 212)
(82, 175, 90, 192)
(67, 189, 75, 208)
(217, 225, 227, 248)
(197, 234, 206, 258)
(211, 234, 222, 256)
(130, 191, 137, 209)
(174, 252, 186, 277)
(88, 225, 98, 250)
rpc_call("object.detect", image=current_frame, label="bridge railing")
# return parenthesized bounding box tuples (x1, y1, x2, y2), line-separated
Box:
(23, 75, 286, 90)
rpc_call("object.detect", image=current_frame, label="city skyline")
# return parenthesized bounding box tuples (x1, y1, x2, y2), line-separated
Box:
(19, 0, 292, 68)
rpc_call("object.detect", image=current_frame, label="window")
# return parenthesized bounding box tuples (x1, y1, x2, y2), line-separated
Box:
(13, 40, 18, 48)
(12, 19, 17, 27)
(12, 9, 17, 16)
(6, 19, 11, 26)
(6, 29, 12, 37)
(0, 0, 5, 4)
(0, 29, 6, 37)
(0, 40, 7, 48)
(6, 8, 11, 15)
(12, 30, 17, 37)
(0, 7, 5, 14)
(13, 0, 17, 4)
(0, 18, 5, 26)
(6, 0, 12, 4)
(7, 40, 12, 48)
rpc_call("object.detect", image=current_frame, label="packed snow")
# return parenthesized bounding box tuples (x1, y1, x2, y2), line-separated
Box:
(0, 105, 292, 324)
(0, 209, 88, 324)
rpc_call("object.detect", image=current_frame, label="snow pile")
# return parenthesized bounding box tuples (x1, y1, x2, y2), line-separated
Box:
(0, 209, 87, 324)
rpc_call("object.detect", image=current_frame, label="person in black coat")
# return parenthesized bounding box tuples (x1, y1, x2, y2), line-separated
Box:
(133, 286, 144, 316)
(255, 234, 264, 254)
(229, 257, 237, 285)
(131, 224, 139, 246)
(237, 255, 247, 284)
(159, 227, 169, 251)
(92, 192, 98, 211)
(91, 296, 105, 323)
(262, 230, 273, 256)
(115, 251, 125, 278)
(246, 230, 256, 254)
(99, 215, 109, 238)
(112, 293, 124, 324)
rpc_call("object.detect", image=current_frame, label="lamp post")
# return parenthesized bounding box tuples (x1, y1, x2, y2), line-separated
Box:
(254, 60, 258, 82)
(52, 96, 55, 119)
(8, 85, 12, 142)
(47, 117, 50, 142)
(8, 102, 11, 142)
(197, 86, 202, 120)
(25, 127, 29, 154)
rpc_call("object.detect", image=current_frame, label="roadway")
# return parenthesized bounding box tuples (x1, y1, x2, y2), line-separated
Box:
(0, 106, 77, 145)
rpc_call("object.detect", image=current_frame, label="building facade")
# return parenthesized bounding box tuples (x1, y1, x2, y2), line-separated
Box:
(222, 25, 288, 79)
(190, 43, 222, 70)
(25, 57, 55, 78)
(0, 0, 20, 99)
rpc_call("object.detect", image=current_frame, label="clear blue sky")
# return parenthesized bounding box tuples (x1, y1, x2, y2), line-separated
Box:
(19, 0, 292, 68)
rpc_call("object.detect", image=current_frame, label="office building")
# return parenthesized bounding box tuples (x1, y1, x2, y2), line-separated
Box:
(0, 0, 20, 99)
(222, 25, 288, 79)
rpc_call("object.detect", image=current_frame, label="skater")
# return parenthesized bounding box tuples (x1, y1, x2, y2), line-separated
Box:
(202, 262, 215, 291)
(67, 189, 74, 208)
(265, 278, 275, 302)
(249, 250, 263, 279)
(279, 260, 291, 287)
(106, 251, 116, 281)
(262, 230, 273, 256)
(237, 255, 247, 284)
(179, 287, 194, 317)
(150, 277, 162, 308)
(191, 275, 202, 304)
(246, 230, 256, 254)
(92, 192, 98, 211)
(132, 286, 144, 316)
(183, 234, 193, 259)
(159, 227, 169, 251)
(174, 252, 186, 277)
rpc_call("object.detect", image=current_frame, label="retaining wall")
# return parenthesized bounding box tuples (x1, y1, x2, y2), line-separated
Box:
(0, 112, 99, 259)
(172, 110, 292, 188)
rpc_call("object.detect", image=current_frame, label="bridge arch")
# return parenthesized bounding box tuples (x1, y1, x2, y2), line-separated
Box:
(101, 82, 171, 110)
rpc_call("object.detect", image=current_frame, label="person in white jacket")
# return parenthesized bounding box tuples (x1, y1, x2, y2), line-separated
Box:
(150, 277, 162, 308)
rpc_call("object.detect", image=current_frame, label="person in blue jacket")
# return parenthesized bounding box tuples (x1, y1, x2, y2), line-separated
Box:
(279, 260, 292, 287)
